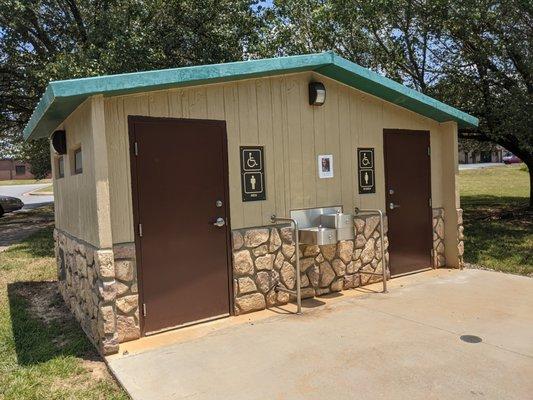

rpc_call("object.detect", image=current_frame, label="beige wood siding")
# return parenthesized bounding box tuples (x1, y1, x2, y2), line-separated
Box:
(52, 100, 100, 246)
(104, 72, 456, 244)
(51, 97, 113, 248)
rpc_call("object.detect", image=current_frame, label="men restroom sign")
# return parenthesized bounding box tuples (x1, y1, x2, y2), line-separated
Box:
(240, 146, 266, 201)
(358, 148, 375, 194)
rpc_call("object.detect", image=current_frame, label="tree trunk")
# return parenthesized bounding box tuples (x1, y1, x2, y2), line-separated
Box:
(526, 160, 533, 210)
(528, 160, 533, 210)
(522, 155, 533, 210)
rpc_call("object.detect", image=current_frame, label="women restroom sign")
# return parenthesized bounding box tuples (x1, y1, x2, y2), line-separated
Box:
(358, 148, 375, 194)
(240, 146, 266, 201)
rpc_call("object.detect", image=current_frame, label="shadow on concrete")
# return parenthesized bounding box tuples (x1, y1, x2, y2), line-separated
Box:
(7, 281, 99, 366)
(318, 292, 344, 299)
(266, 296, 328, 315)
(302, 297, 328, 308)
(353, 286, 385, 294)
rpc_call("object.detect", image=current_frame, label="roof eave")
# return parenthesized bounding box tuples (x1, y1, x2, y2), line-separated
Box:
(24, 52, 334, 140)
(24, 51, 479, 140)
(323, 55, 479, 128)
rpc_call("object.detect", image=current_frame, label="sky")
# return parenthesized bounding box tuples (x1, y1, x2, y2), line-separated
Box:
(256, 0, 274, 9)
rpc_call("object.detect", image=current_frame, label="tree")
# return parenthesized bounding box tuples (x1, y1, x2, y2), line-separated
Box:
(260, 0, 532, 207)
(260, 0, 447, 91)
(0, 0, 263, 175)
(433, 0, 532, 206)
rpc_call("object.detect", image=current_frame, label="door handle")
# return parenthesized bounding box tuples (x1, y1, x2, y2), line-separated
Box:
(389, 202, 400, 210)
(213, 217, 226, 227)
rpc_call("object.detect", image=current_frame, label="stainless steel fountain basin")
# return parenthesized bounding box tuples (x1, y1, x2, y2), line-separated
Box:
(298, 227, 337, 245)
(320, 213, 354, 229)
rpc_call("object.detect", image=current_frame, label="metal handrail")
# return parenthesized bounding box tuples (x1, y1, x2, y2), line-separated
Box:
(270, 215, 302, 314)
(354, 207, 388, 293)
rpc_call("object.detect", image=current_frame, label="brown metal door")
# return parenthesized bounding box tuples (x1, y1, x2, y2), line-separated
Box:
(383, 129, 433, 276)
(129, 117, 231, 335)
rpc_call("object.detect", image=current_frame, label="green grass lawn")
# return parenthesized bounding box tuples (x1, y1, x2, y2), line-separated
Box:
(459, 164, 532, 276)
(0, 226, 128, 399)
(0, 179, 52, 186)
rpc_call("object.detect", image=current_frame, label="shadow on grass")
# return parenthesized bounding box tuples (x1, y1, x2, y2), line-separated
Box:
(0, 224, 54, 259)
(461, 195, 529, 208)
(7, 280, 100, 366)
(462, 196, 531, 224)
(18, 226, 55, 258)
(0, 205, 54, 226)
(462, 198, 532, 275)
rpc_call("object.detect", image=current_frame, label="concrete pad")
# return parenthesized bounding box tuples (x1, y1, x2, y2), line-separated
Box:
(107, 269, 533, 400)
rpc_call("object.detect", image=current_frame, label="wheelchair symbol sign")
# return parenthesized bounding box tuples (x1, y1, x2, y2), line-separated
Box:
(240, 146, 266, 201)
(358, 149, 374, 169)
(357, 147, 375, 194)
(247, 152, 258, 168)
(242, 148, 262, 171)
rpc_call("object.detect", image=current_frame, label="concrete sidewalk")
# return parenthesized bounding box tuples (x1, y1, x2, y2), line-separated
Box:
(458, 162, 504, 170)
(107, 269, 533, 400)
(0, 183, 54, 209)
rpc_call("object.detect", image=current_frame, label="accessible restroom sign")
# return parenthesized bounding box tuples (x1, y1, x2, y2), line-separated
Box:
(240, 146, 266, 202)
(357, 148, 375, 194)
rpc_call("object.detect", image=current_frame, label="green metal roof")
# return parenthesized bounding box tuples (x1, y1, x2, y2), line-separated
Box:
(24, 52, 478, 140)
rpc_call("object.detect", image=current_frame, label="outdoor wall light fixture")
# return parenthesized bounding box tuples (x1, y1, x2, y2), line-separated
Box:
(51, 130, 67, 154)
(309, 82, 326, 106)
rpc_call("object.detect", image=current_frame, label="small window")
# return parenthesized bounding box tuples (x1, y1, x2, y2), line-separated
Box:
(57, 156, 64, 178)
(15, 165, 26, 175)
(74, 148, 82, 174)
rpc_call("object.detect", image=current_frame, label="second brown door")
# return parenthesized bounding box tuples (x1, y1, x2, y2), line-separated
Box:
(129, 117, 231, 335)
(384, 129, 433, 276)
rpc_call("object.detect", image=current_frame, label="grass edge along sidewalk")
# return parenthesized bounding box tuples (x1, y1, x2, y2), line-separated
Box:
(0, 179, 52, 186)
(0, 225, 128, 400)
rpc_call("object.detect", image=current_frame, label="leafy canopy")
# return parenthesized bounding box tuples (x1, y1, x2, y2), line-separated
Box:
(0, 0, 262, 177)
(0, 0, 531, 207)
(261, 0, 532, 205)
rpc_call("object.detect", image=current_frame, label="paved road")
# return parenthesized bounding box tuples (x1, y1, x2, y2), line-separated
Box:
(109, 269, 533, 400)
(459, 162, 504, 170)
(0, 184, 54, 209)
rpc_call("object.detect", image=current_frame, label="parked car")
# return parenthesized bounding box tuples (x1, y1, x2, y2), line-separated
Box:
(0, 195, 24, 217)
(503, 154, 522, 164)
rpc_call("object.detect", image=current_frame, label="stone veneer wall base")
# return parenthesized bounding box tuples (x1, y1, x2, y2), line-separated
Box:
(457, 208, 465, 268)
(57, 208, 459, 353)
(54, 229, 140, 355)
(231, 214, 390, 315)
(432, 207, 464, 269)
(432, 208, 446, 268)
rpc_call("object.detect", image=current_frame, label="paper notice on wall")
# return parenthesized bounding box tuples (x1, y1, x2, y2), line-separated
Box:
(318, 154, 333, 179)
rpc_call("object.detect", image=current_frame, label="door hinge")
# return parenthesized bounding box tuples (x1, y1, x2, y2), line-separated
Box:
(134, 142, 139, 156)
(142, 303, 147, 317)
(138, 223, 143, 237)
(429, 197, 432, 207)
(427, 146, 431, 156)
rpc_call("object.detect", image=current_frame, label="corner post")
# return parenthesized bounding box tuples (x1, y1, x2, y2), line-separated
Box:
(440, 122, 461, 267)
(90, 95, 113, 249)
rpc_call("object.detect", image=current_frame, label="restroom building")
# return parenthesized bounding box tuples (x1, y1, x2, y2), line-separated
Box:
(24, 52, 477, 354)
